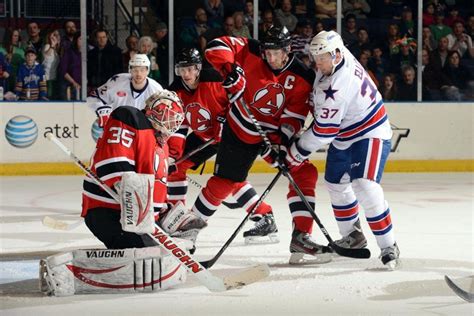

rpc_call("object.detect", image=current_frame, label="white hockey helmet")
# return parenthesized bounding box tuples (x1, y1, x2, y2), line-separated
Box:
(129, 53, 151, 75)
(144, 90, 184, 143)
(309, 30, 344, 58)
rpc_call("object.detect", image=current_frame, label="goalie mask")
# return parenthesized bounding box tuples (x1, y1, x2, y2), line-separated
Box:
(144, 90, 184, 143)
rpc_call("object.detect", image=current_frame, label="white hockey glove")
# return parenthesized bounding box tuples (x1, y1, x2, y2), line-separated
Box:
(96, 105, 112, 127)
(117, 172, 155, 234)
(285, 139, 310, 170)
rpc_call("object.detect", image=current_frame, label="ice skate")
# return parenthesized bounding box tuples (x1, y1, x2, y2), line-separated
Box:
(243, 213, 279, 244)
(380, 242, 400, 270)
(333, 219, 368, 249)
(289, 230, 333, 265)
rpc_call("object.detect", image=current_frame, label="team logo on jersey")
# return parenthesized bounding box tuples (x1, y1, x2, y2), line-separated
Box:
(116, 91, 127, 97)
(185, 103, 211, 132)
(252, 83, 285, 116)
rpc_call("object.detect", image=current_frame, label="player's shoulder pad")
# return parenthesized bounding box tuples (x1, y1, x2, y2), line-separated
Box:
(147, 78, 163, 90)
(111, 106, 153, 130)
(288, 56, 315, 86)
(247, 39, 261, 56)
(108, 73, 130, 83)
(199, 67, 223, 82)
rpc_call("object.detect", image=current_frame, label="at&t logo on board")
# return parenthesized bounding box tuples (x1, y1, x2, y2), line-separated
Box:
(91, 120, 103, 142)
(5, 115, 38, 148)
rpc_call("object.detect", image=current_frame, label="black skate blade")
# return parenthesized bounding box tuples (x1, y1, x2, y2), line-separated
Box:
(330, 243, 371, 259)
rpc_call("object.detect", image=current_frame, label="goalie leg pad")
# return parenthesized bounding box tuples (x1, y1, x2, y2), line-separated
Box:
(39, 247, 187, 296)
(118, 172, 155, 234)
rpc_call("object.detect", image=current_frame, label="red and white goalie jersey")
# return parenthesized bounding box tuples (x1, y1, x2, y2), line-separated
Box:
(205, 36, 315, 144)
(167, 68, 229, 159)
(87, 73, 163, 112)
(82, 106, 168, 217)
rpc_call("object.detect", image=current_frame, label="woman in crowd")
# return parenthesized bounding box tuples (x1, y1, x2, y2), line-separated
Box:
(0, 28, 25, 92)
(42, 30, 61, 100)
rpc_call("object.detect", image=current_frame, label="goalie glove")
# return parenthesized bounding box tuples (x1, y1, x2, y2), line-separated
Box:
(222, 64, 246, 104)
(96, 105, 112, 127)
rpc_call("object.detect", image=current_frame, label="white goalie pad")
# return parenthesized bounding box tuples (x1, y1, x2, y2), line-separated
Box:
(39, 247, 187, 296)
(118, 172, 155, 234)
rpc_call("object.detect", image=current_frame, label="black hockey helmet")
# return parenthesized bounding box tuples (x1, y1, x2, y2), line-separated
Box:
(175, 48, 202, 67)
(261, 25, 291, 50)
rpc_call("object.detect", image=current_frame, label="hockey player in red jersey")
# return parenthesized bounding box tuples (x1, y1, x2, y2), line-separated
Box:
(191, 26, 332, 262)
(168, 48, 277, 243)
(82, 90, 190, 249)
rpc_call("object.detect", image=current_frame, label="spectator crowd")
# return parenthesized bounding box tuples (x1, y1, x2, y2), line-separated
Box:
(0, 0, 473, 101)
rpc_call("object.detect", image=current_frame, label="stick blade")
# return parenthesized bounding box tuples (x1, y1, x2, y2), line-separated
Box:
(331, 243, 371, 259)
(445, 275, 474, 303)
(223, 264, 270, 290)
(42, 216, 68, 230)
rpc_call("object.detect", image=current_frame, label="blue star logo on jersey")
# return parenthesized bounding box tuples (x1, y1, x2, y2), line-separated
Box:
(110, 75, 119, 82)
(323, 85, 338, 101)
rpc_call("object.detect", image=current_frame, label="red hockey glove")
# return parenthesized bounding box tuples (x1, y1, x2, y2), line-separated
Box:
(96, 106, 112, 128)
(261, 145, 288, 169)
(222, 64, 246, 104)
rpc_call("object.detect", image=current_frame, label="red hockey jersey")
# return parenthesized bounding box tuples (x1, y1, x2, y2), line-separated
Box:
(205, 36, 315, 144)
(82, 106, 168, 217)
(167, 68, 229, 159)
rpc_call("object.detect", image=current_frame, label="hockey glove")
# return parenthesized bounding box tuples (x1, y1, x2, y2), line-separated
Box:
(222, 64, 246, 104)
(261, 144, 288, 169)
(168, 157, 178, 175)
(285, 140, 310, 170)
(96, 106, 112, 128)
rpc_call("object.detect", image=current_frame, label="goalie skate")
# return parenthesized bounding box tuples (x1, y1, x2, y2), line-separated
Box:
(289, 230, 333, 265)
(243, 213, 279, 244)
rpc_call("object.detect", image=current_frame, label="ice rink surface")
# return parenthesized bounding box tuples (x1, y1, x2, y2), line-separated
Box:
(0, 173, 473, 315)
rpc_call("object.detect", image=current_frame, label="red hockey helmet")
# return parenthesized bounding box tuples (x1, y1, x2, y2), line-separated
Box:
(144, 90, 184, 143)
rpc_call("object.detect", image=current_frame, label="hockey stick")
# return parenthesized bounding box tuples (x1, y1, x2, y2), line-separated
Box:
(445, 275, 474, 303)
(45, 132, 270, 292)
(200, 170, 283, 269)
(237, 98, 371, 259)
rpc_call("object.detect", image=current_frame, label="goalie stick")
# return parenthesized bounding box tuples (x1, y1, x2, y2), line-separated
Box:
(236, 98, 371, 259)
(200, 170, 283, 269)
(445, 275, 474, 303)
(45, 132, 270, 292)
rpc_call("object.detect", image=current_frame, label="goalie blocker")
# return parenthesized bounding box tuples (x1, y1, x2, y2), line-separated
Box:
(40, 246, 188, 296)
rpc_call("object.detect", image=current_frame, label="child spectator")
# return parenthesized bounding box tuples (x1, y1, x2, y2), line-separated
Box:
(15, 47, 47, 101)
(42, 30, 61, 100)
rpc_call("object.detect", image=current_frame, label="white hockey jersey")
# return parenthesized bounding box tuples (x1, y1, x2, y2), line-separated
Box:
(87, 73, 163, 112)
(298, 47, 392, 152)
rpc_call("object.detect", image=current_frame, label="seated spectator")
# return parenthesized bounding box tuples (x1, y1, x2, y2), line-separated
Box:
(422, 26, 437, 52)
(390, 37, 417, 74)
(259, 9, 274, 35)
(0, 28, 25, 92)
(422, 3, 436, 27)
(26, 21, 44, 62)
(397, 65, 417, 101)
(368, 45, 389, 84)
(446, 21, 474, 59)
(233, 11, 252, 38)
(180, 8, 212, 49)
(42, 30, 61, 100)
(60, 32, 82, 100)
(291, 20, 313, 57)
(15, 47, 47, 101)
(314, 20, 325, 34)
(342, 0, 370, 19)
(430, 36, 449, 71)
(0, 52, 11, 92)
(359, 52, 379, 87)
(385, 23, 402, 56)
(244, 0, 260, 35)
(60, 20, 77, 55)
(341, 14, 358, 48)
(380, 73, 398, 101)
(200, 16, 235, 51)
(422, 48, 444, 101)
(349, 27, 371, 58)
(204, 0, 224, 24)
(315, 0, 337, 19)
(444, 6, 464, 28)
(122, 34, 138, 72)
(399, 6, 415, 38)
(441, 50, 473, 100)
(430, 10, 453, 42)
(138, 36, 160, 82)
(275, 0, 298, 32)
(87, 29, 123, 91)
